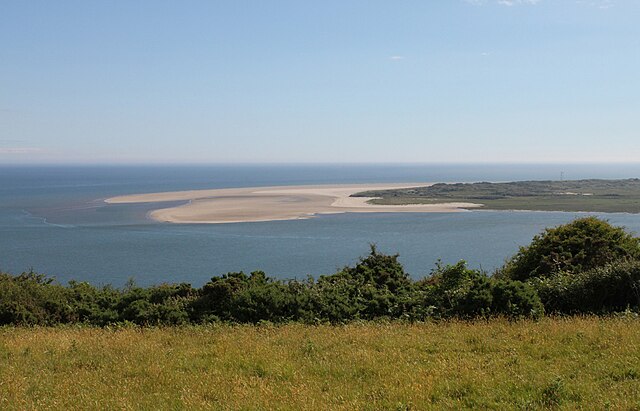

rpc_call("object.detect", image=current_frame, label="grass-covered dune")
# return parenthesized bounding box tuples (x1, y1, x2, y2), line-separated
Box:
(354, 178, 640, 213)
(2, 318, 640, 410)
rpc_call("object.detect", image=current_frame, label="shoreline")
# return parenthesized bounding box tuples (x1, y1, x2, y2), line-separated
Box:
(105, 183, 483, 224)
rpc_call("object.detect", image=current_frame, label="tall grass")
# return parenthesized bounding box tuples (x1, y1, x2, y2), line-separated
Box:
(1, 317, 639, 410)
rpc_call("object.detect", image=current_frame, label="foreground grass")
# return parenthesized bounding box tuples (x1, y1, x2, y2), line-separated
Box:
(1, 318, 640, 410)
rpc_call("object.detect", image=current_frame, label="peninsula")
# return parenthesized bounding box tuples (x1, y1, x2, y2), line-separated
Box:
(105, 184, 482, 224)
(352, 179, 640, 214)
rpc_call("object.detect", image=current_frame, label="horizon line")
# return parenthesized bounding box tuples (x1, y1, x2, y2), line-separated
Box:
(2, 161, 640, 167)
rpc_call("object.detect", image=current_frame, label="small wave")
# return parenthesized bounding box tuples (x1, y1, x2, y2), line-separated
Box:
(18, 209, 76, 228)
(41, 217, 76, 228)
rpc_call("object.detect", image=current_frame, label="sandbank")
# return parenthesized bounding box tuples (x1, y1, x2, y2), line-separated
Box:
(105, 183, 482, 224)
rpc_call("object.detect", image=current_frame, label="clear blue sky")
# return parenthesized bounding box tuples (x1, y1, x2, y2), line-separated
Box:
(1, 0, 638, 164)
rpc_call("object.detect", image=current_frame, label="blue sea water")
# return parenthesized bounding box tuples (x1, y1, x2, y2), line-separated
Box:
(1, 163, 640, 286)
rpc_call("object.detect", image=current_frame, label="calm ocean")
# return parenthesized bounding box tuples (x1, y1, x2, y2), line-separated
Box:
(2, 164, 640, 286)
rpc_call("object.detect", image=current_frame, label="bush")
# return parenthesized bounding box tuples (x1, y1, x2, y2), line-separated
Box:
(0, 272, 74, 325)
(501, 217, 640, 281)
(419, 261, 490, 317)
(192, 271, 300, 323)
(491, 279, 544, 319)
(532, 259, 640, 313)
(311, 245, 414, 321)
(418, 261, 543, 319)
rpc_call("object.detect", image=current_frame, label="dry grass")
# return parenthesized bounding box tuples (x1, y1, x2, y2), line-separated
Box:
(1, 317, 640, 410)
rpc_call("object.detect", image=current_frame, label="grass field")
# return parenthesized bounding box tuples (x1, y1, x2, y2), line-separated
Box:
(2, 318, 640, 410)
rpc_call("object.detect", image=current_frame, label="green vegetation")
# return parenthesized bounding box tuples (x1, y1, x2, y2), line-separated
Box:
(3, 217, 640, 325)
(0, 249, 541, 326)
(2, 318, 640, 410)
(533, 259, 640, 314)
(498, 217, 640, 314)
(499, 216, 640, 281)
(354, 178, 640, 213)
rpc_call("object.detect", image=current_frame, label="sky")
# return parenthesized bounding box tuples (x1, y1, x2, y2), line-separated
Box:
(1, 0, 638, 164)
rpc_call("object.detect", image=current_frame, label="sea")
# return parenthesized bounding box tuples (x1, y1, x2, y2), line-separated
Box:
(2, 163, 640, 287)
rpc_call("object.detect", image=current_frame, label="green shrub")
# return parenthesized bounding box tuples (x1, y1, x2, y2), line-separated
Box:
(419, 261, 490, 317)
(193, 271, 300, 323)
(532, 259, 640, 313)
(420, 262, 542, 319)
(0, 272, 74, 325)
(491, 279, 544, 319)
(501, 217, 640, 281)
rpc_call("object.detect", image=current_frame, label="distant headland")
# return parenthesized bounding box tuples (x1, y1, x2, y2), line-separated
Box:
(353, 179, 640, 214)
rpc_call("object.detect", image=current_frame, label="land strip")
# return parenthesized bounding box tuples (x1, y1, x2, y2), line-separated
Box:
(353, 179, 640, 213)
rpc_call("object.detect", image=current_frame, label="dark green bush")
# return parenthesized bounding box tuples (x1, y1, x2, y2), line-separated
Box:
(419, 261, 490, 317)
(309, 246, 414, 322)
(420, 261, 543, 319)
(193, 271, 301, 323)
(0, 272, 74, 325)
(501, 217, 640, 281)
(532, 259, 640, 313)
(491, 279, 544, 319)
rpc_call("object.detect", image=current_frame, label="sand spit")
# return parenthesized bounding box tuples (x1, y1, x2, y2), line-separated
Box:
(105, 183, 483, 224)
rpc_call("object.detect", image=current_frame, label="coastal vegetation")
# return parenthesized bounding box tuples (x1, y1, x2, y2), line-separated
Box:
(354, 178, 640, 213)
(499, 216, 640, 281)
(2, 217, 640, 326)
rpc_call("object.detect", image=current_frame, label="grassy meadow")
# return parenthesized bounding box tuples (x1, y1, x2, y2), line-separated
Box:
(2, 317, 640, 410)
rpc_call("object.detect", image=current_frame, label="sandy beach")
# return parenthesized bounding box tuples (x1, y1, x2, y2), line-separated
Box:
(105, 183, 483, 224)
